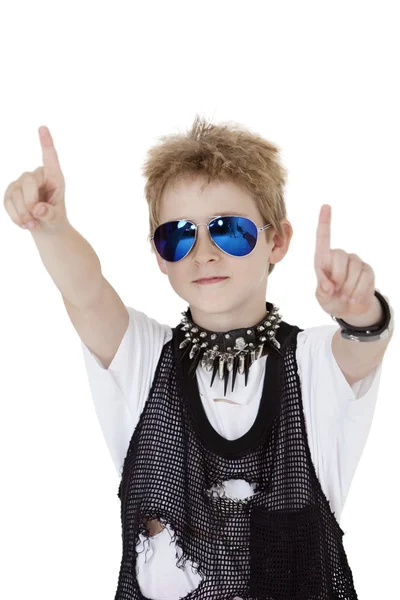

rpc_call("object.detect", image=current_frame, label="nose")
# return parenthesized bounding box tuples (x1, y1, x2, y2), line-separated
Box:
(191, 223, 220, 264)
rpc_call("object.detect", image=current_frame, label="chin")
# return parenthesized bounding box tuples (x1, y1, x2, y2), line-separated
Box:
(188, 294, 238, 315)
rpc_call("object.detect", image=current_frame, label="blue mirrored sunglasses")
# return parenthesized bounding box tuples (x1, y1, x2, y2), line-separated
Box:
(150, 215, 272, 262)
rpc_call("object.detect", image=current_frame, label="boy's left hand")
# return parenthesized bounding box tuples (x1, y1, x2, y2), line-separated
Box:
(314, 204, 376, 320)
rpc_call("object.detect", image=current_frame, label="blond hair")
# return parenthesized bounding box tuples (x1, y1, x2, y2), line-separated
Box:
(142, 115, 288, 275)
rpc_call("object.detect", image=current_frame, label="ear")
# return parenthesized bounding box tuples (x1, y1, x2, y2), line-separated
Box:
(268, 221, 293, 265)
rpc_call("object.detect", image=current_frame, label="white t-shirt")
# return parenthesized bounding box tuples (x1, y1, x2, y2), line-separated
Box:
(80, 306, 383, 600)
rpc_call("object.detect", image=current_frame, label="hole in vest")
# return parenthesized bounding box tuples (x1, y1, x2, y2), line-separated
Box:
(136, 521, 204, 599)
(143, 517, 166, 538)
(208, 479, 262, 501)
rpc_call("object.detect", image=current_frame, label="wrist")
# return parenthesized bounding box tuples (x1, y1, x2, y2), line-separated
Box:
(336, 295, 384, 328)
(30, 218, 71, 237)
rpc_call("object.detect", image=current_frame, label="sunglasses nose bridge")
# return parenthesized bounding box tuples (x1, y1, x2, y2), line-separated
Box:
(193, 221, 210, 229)
(189, 221, 218, 256)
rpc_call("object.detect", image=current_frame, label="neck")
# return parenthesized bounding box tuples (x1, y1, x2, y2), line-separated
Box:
(188, 298, 270, 332)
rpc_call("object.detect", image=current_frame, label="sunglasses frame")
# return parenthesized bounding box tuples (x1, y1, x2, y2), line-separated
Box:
(150, 215, 272, 262)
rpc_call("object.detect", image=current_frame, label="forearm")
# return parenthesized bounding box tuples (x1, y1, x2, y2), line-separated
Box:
(30, 222, 104, 308)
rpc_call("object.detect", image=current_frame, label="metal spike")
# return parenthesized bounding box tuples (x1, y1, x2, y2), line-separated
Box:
(250, 349, 256, 365)
(179, 338, 191, 349)
(268, 342, 285, 359)
(189, 344, 200, 360)
(238, 354, 245, 375)
(244, 352, 251, 386)
(210, 358, 220, 388)
(219, 356, 225, 379)
(188, 347, 204, 377)
(206, 355, 215, 371)
(180, 339, 193, 361)
(227, 355, 234, 372)
(223, 364, 230, 396)
(255, 343, 264, 359)
(231, 355, 239, 392)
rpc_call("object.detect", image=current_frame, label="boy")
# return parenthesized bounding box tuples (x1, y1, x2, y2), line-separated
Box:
(5, 116, 394, 599)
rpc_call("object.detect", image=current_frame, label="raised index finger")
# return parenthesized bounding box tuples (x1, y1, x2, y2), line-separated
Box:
(38, 126, 62, 179)
(315, 204, 331, 259)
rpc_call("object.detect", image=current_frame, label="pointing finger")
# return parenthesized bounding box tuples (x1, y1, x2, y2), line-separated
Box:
(38, 126, 63, 183)
(315, 204, 331, 260)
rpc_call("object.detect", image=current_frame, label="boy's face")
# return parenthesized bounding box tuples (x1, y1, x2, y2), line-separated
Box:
(155, 175, 292, 330)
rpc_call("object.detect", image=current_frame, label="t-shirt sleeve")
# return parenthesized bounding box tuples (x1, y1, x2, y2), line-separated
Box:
(80, 306, 173, 478)
(296, 324, 384, 522)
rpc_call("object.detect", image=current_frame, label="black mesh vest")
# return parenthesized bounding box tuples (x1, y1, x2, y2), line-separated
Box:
(114, 309, 358, 599)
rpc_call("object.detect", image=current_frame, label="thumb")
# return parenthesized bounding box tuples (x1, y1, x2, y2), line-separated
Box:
(31, 200, 68, 232)
(316, 267, 335, 295)
(32, 202, 52, 220)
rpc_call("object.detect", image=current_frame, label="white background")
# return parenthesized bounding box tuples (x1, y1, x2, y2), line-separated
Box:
(0, 1, 398, 598)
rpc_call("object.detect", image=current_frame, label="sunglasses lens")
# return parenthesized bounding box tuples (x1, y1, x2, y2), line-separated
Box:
(209, 216, 258, 256)
(153, 220, 196, 261)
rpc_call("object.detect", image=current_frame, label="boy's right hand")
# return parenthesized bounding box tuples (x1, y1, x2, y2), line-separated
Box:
(4, 126, 68, 233)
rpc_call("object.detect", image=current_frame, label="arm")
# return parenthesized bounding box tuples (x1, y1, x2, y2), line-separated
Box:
(5, 127, 128, 368)
(314, 204, 394, 387)
(30, 221, 104, 307)
(30, 222, 129, 369)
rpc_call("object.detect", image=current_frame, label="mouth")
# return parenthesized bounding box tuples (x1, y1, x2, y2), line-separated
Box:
(193, 277, 229, 285)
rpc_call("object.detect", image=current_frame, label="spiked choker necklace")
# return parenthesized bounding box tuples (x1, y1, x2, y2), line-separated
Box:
(177, 301, 285, 396)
